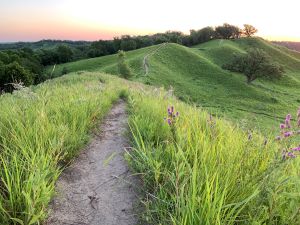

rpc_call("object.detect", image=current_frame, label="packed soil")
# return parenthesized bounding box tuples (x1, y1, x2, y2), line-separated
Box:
(45, 100, 141, 225)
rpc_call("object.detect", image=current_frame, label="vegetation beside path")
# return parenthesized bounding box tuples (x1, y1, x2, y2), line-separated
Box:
(127, 88, 300, 224)
(0, 71, 299, 224)
(0, 72, 122, 224)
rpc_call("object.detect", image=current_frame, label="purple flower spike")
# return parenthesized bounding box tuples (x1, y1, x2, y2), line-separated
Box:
(287, 152, 296, 158)
(280, 124, 285, 129)
(286, 114, 292, 120)
(176, 112, 179, 117)
(167, 118, 172, 125)
(284, 131, 293, 138)
(291, 146, 300, 151)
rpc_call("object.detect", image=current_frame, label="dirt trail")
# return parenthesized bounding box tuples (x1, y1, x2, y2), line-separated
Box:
(143, 43, 167, 76)
(45, 100, 141, 225)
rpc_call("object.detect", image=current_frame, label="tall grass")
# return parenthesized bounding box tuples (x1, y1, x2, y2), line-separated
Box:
(127, 89, 300, 224)
(0, 72, 122, 224)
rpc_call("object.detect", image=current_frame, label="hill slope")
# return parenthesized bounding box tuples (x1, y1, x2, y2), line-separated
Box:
(47, 38, 300, 131)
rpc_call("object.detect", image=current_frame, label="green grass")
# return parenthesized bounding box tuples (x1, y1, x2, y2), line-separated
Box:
(127, 88, 300, 224)
(0, 70, 299, 224)
(0, 72, 124, 224)
(46, 38, 300, 133)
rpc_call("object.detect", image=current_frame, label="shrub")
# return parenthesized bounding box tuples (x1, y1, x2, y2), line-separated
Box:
(117, 50, 132, 79)
(2, 62, 34, 90)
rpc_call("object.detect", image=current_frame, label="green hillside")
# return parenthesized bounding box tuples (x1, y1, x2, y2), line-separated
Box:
(47, 38, 300, 132)
(1, 72, 299, 224)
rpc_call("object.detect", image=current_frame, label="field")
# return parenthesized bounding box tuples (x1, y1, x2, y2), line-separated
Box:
(1, 37, 300, 224)
(47, 38, 300, 133)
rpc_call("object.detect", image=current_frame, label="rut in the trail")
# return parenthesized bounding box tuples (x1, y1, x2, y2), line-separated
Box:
(45, 100, 141, 225)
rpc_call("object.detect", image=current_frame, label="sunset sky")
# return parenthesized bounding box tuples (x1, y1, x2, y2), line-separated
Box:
(1, 0, 299, 42)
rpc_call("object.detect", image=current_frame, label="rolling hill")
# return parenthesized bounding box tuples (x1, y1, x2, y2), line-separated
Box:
(47, 37, 300, 132)
(2, 38, 300, 224)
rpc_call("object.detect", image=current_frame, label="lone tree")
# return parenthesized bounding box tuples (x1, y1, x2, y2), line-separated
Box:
(243, 24, 258, 37)
(223, 48, 284, 84)
(117, 50, 132, 79)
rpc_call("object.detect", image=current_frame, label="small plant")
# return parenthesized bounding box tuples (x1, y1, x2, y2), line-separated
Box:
(275, 107, 300, 159)
(164, 106, 179, 143)
(117, 50, 132, 79)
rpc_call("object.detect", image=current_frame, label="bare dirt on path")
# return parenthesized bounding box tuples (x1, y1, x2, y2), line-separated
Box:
(45, 100, 141, 225)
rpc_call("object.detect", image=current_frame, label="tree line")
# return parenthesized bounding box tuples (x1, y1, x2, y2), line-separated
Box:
(0, 23, 258, 91)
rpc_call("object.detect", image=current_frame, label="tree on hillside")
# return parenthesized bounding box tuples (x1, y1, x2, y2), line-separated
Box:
(56, 45, 73, 63)
(120, 35, 137, 51)
(243, 24, 258, 37)
(215, 23, 241, 39)
(223, 48, 284, 83)
(117, 50, 132, 79)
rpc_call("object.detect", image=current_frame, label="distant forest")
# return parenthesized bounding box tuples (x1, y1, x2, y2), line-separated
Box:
(272, 41, 300, 52)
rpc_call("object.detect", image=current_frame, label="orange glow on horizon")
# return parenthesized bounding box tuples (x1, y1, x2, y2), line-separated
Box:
(0, 0, 299, 42)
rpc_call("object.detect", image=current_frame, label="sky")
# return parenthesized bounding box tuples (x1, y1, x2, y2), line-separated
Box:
(0, 0, 299, 42)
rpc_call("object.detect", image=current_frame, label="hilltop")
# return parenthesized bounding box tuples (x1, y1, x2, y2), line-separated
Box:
(47, 37, 300, 132)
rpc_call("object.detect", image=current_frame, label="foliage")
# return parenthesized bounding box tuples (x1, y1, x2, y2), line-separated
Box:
(56, 45, 74, 63)
(215, 23, 241, 39)
(243, 24, 258, 37)
(0, 49, 42, 90)
(88, 40, 115, 57)
(223, 48, 284, 83)
(0, 61, 34, 92)
(189, 26, 215, 45)
(127, 90, 300, 224)
(117, 50, 132, 79)
(120, 35, 138, 51)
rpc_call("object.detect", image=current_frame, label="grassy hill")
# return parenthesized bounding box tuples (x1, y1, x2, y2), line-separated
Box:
(47, 38, 300, 132)
(1, 72, 299, 224)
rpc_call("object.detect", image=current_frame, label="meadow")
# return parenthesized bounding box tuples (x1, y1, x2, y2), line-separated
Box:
(127, 88, 300, 224)
(47, 37, 300, 133)
(1, 36, 300, 224)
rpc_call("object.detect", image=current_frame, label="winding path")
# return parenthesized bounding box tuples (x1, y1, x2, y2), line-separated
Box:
(45, 100, 141, 225)
(143, 43, 167, 76)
